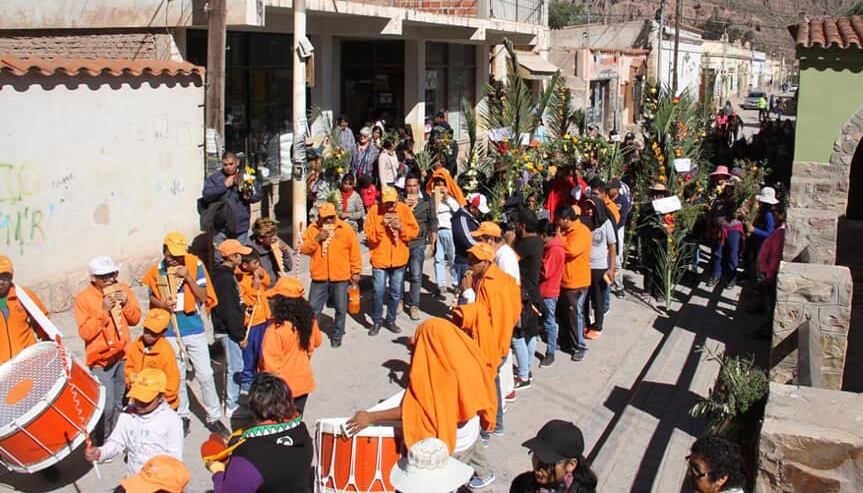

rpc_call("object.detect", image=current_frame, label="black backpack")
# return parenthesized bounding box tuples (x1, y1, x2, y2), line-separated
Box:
(197, 195, 237, 233)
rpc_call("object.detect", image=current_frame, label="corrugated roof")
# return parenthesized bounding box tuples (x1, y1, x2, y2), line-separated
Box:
(789, 16, 863, 50)
(0, 56, 205, 78)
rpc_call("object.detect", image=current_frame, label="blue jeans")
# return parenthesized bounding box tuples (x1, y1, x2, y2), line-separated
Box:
(512, 336, 537, 380)
(454, 258, 469, 287)
(309, 280, 348, 339)
(167, 333, 222, 422)
(90, 360, 126, 443)
(407, 245, 425, 308)
(213, 230, 249, 262)
(434, 229, 456, 289)
(217, 334, 244, 410)
(241, 321, 269, 389)
(563, 288, 588, 348)
(372, 267, 406, 324)
(542, 297, 559, 355)
(711, 230, 742, 280)
(494, 356, 505, 433)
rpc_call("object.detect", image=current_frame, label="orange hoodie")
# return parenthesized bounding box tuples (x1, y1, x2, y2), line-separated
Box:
(425, 168, 466, 207)
(259, 319, 323, 398)
(401, 318, 497, 453)
(74, 282, 142, 367)
(125, 336, 181, 410)
(364, 202, 420, 269)
(560, 221, 592, 290)
(604, 196, 621, 224)
(300, 219, 362, 282)
(452, 263, 521, 375)
(0, 286, 48, 365)
(141, 254, 218, 313)
(236, 270, 271, 326)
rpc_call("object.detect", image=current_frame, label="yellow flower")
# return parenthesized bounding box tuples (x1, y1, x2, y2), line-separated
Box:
(336, 167, 344, 174)
(751, 166, 758, 172)
(659, 166, 666, 174)
(658, 175, 667, 183)
(537, 164, 544, 172)
(549, 165, 558, 177)
(563, 134, 571, 140)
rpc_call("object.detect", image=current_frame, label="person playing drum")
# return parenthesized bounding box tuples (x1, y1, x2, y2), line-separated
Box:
(74, 255, 143, 444)
(85, 368, 183, 476)
(0, 255, 50, 366)
(207, 372, 314, 493)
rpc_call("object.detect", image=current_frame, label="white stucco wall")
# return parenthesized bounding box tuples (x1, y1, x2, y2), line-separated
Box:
(0, 75, 204, 300)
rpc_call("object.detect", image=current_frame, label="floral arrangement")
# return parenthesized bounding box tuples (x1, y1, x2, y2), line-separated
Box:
(239, 165, 257, 194)
(322, 145, 350, 176)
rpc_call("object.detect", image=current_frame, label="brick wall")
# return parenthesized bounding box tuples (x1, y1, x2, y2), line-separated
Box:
(395, 0, 479, 17)
(0, 31, 177, 60)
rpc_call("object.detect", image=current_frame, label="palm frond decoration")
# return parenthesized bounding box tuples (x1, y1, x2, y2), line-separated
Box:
(547, 80, 577, 139)
(501, 39, 534, 146)
(573, 108, 586, 136)
(531, 71, 561, 140)
(462, 98, 478, 156)
(414, 150, 435, 176)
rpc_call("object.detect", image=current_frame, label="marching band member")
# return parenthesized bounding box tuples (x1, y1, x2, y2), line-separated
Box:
(0, 255, 49, 365)
(249, 217, 292, 285)
(74, 255, 142, 443)
(125, 309, 181, 411)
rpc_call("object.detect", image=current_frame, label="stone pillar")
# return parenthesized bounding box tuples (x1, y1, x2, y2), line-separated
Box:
(757, 383, 863, 492)
(771, 261, 852, 390)
(788, 161, 849, 215)
(404, 39, 427, 146)
(782, 208, 838, 265)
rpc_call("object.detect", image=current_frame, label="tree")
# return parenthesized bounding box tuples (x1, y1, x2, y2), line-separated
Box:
(848, 0, 863, 16)
(549, 1, 587, 30)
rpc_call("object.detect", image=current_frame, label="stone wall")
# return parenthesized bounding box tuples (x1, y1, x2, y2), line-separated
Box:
(782, 208, 838, 265)
(788, 161, 849, 215)
(770, 262, 852, 390)
(756, 383, 863, 493)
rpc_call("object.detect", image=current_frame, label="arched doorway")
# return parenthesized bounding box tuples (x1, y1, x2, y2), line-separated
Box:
(846, 139, 863, 220)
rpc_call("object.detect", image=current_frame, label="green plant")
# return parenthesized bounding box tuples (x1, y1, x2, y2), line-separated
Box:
(848, 0, 863, 16)
(414, 150, 435, 177)
(649, 216, 696, 307)
(548, 0, 588, 29)
(690, 346, 768, 439)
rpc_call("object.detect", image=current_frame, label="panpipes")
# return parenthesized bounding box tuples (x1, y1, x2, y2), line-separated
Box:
(270, 241, 287, 276)
(321, 223, 336, 257)
(384, 212, 399, 244)
(101, 283, 124, 347)
(156, 265, 189, 358)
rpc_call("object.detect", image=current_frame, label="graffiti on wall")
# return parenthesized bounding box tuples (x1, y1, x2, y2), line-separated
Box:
(0, 162, 51, 254)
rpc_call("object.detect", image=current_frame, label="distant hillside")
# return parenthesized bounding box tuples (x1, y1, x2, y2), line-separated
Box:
(568, 0, 857, 57)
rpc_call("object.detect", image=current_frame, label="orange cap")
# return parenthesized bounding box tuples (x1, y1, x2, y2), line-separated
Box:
(163, 232, 189, 257)
(467, 243, 496, 262)
(0, 256, 12, 274)
(143, 308, 172, 334)
(127, 368, 167, 403)
(318, 202, 337, 219)
(120, 455, 190, 493)
(470, 221, 502, 239)
(381, 187, 399, 203)
(266, 276, 305, 298)
(217, 239, 252, 258)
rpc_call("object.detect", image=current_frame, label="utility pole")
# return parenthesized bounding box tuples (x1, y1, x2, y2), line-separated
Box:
(672, 0, 682, 93)
(656, 0, 665, 87)
(291, 0, 308, 248)
(205, 0, 226, 139)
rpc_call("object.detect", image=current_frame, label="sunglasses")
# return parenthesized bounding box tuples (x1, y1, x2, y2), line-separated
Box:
(95, 272, 118, 281)
(686, 456, 709, 480)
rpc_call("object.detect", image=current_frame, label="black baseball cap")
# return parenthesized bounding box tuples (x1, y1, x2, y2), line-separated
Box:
(522, 420, 586, 464)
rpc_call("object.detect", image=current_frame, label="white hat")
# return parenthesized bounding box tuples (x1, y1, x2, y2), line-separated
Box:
(755, 186, 779, 205)
(389, 438, 474, 493)
(466, 193, 490, 215)
(88, 256, 119, 276)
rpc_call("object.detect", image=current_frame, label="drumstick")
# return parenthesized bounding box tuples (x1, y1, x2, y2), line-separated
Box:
(242, 287, 262, 345)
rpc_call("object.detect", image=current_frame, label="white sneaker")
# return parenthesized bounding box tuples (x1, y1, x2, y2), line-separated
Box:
(227, 406, 251, 419)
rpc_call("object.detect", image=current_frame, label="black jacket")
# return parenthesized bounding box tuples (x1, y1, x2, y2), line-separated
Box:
(452, 208, 481, 262)
(514, 235, 547, 338)
(408, 194, 438, 249)
(231, 421, 314, 493)
(211, 264, 246, 342)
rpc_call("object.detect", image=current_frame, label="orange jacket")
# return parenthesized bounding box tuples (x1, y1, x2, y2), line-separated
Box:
(300, 219, 362, 282)
(259, 320, 322, 398)
(236, 270, 271, 326)
(364, 202, 419, 269)
(425, 168, 466, 207)
(453, 264, 521, 374)
(142, 254, 218, 313)
(604, 196, 621, 225)
(0, 286, 48, 365)
(125, 336, 181, 410)
(74, 283, 142, 368)
(401, 318, 497, 453)
(561, 222, 592, 289)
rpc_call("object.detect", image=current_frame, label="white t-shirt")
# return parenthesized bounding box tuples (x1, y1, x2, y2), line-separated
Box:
(436, 196, 461, 230)
(495, 244, 521, 285)
(589, 219, 617, 270)
(455, 416, 480, 453)
(99, 402, 183, 476)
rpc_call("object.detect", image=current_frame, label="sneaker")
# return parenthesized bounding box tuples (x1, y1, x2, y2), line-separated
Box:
(726, 278, 737, 289)
(504, 390, 517, 403)
(514, 377, 531, 390)
(226, 406, 250, 420)
(331, 338, 342, 348)
(369, 322, 382, 336)
(469, 472, 496, 489)
(706, 277, 719, 287)
(224, 406, 238, 419)
(386, 321, 402, 333)
(571, 349, 586, 361)
(540, 353, 555, 367)
(409, 306, 420, 321)
(585, 329, 602, 340)
(614, 289, 625, 299)
(206, 420, 231, 439)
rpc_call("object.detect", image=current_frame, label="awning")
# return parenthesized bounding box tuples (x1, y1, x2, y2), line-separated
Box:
(515, 50, 559, 80)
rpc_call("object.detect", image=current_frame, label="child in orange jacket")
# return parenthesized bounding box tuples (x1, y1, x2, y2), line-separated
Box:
(125, 309, 181, 411)
(237, 250, 271, 391)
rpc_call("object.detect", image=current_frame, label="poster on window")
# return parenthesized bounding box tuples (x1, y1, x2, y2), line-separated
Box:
(426, 70, 438, 90)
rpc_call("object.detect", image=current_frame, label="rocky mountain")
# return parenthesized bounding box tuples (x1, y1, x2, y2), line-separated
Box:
(571, 0, 858, 57)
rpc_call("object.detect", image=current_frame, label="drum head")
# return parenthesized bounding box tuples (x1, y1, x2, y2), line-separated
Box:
(0, 342, 67, 434)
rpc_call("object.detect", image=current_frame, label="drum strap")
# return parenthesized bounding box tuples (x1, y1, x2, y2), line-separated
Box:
(12, 283, 61, 341)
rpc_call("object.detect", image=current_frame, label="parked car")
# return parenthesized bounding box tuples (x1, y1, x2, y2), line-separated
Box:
(743, 91, 767, 110)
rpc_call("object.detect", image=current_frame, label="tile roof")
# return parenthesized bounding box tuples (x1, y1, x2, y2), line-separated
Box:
(789, 16, 863, 50)
(0, 56, 204, 79)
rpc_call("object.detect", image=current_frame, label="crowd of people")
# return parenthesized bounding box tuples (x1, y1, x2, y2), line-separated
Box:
(0, 106, 774, 492)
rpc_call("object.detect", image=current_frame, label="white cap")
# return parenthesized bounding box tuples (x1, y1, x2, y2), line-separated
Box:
(466, 192, 490, 215)
(88, 256, 119, 276)
(389, 438, 474, 493)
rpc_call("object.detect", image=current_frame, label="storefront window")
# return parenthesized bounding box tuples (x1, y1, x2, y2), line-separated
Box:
(341, 41, 405, 134)
(426, 43, 476, 141)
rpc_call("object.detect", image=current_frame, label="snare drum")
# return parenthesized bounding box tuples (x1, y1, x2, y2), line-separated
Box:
(315, 418, 403, 493)
(0, 342, 105, 473)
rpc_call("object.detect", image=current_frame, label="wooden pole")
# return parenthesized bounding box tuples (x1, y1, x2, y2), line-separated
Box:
(206, 0, 227, 139)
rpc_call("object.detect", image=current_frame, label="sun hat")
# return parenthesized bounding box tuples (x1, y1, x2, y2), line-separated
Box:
(522, 420, 586, 465)
(318, 202, 337, 219)
(163, 232, 189, 257)
(265, 277, 305, 298)
(466, 193, 491, 214)
(253, 217, 280, 237)
(709, 165, 731, 177)
(389, 438, 474, 493)
(470, 221, 502, 239)
(467, 243, 496, 263)
(143, 309, 172, 335)
(0, 256, 12, 274)
(755, 186, 779, 205)
(127, 368, 167, 403)
(88, 256, 119, 276)
(120, 455, 190, 493)
(382, 187, 399, 203)
(217, 239, 252, 258)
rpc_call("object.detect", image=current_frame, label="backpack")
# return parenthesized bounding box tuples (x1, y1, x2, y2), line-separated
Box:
(197, 196, 237, 233)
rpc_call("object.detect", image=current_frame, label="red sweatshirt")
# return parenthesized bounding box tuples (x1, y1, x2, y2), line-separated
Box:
(758, 224, 786, 281)
(539, 236, 566, 298)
